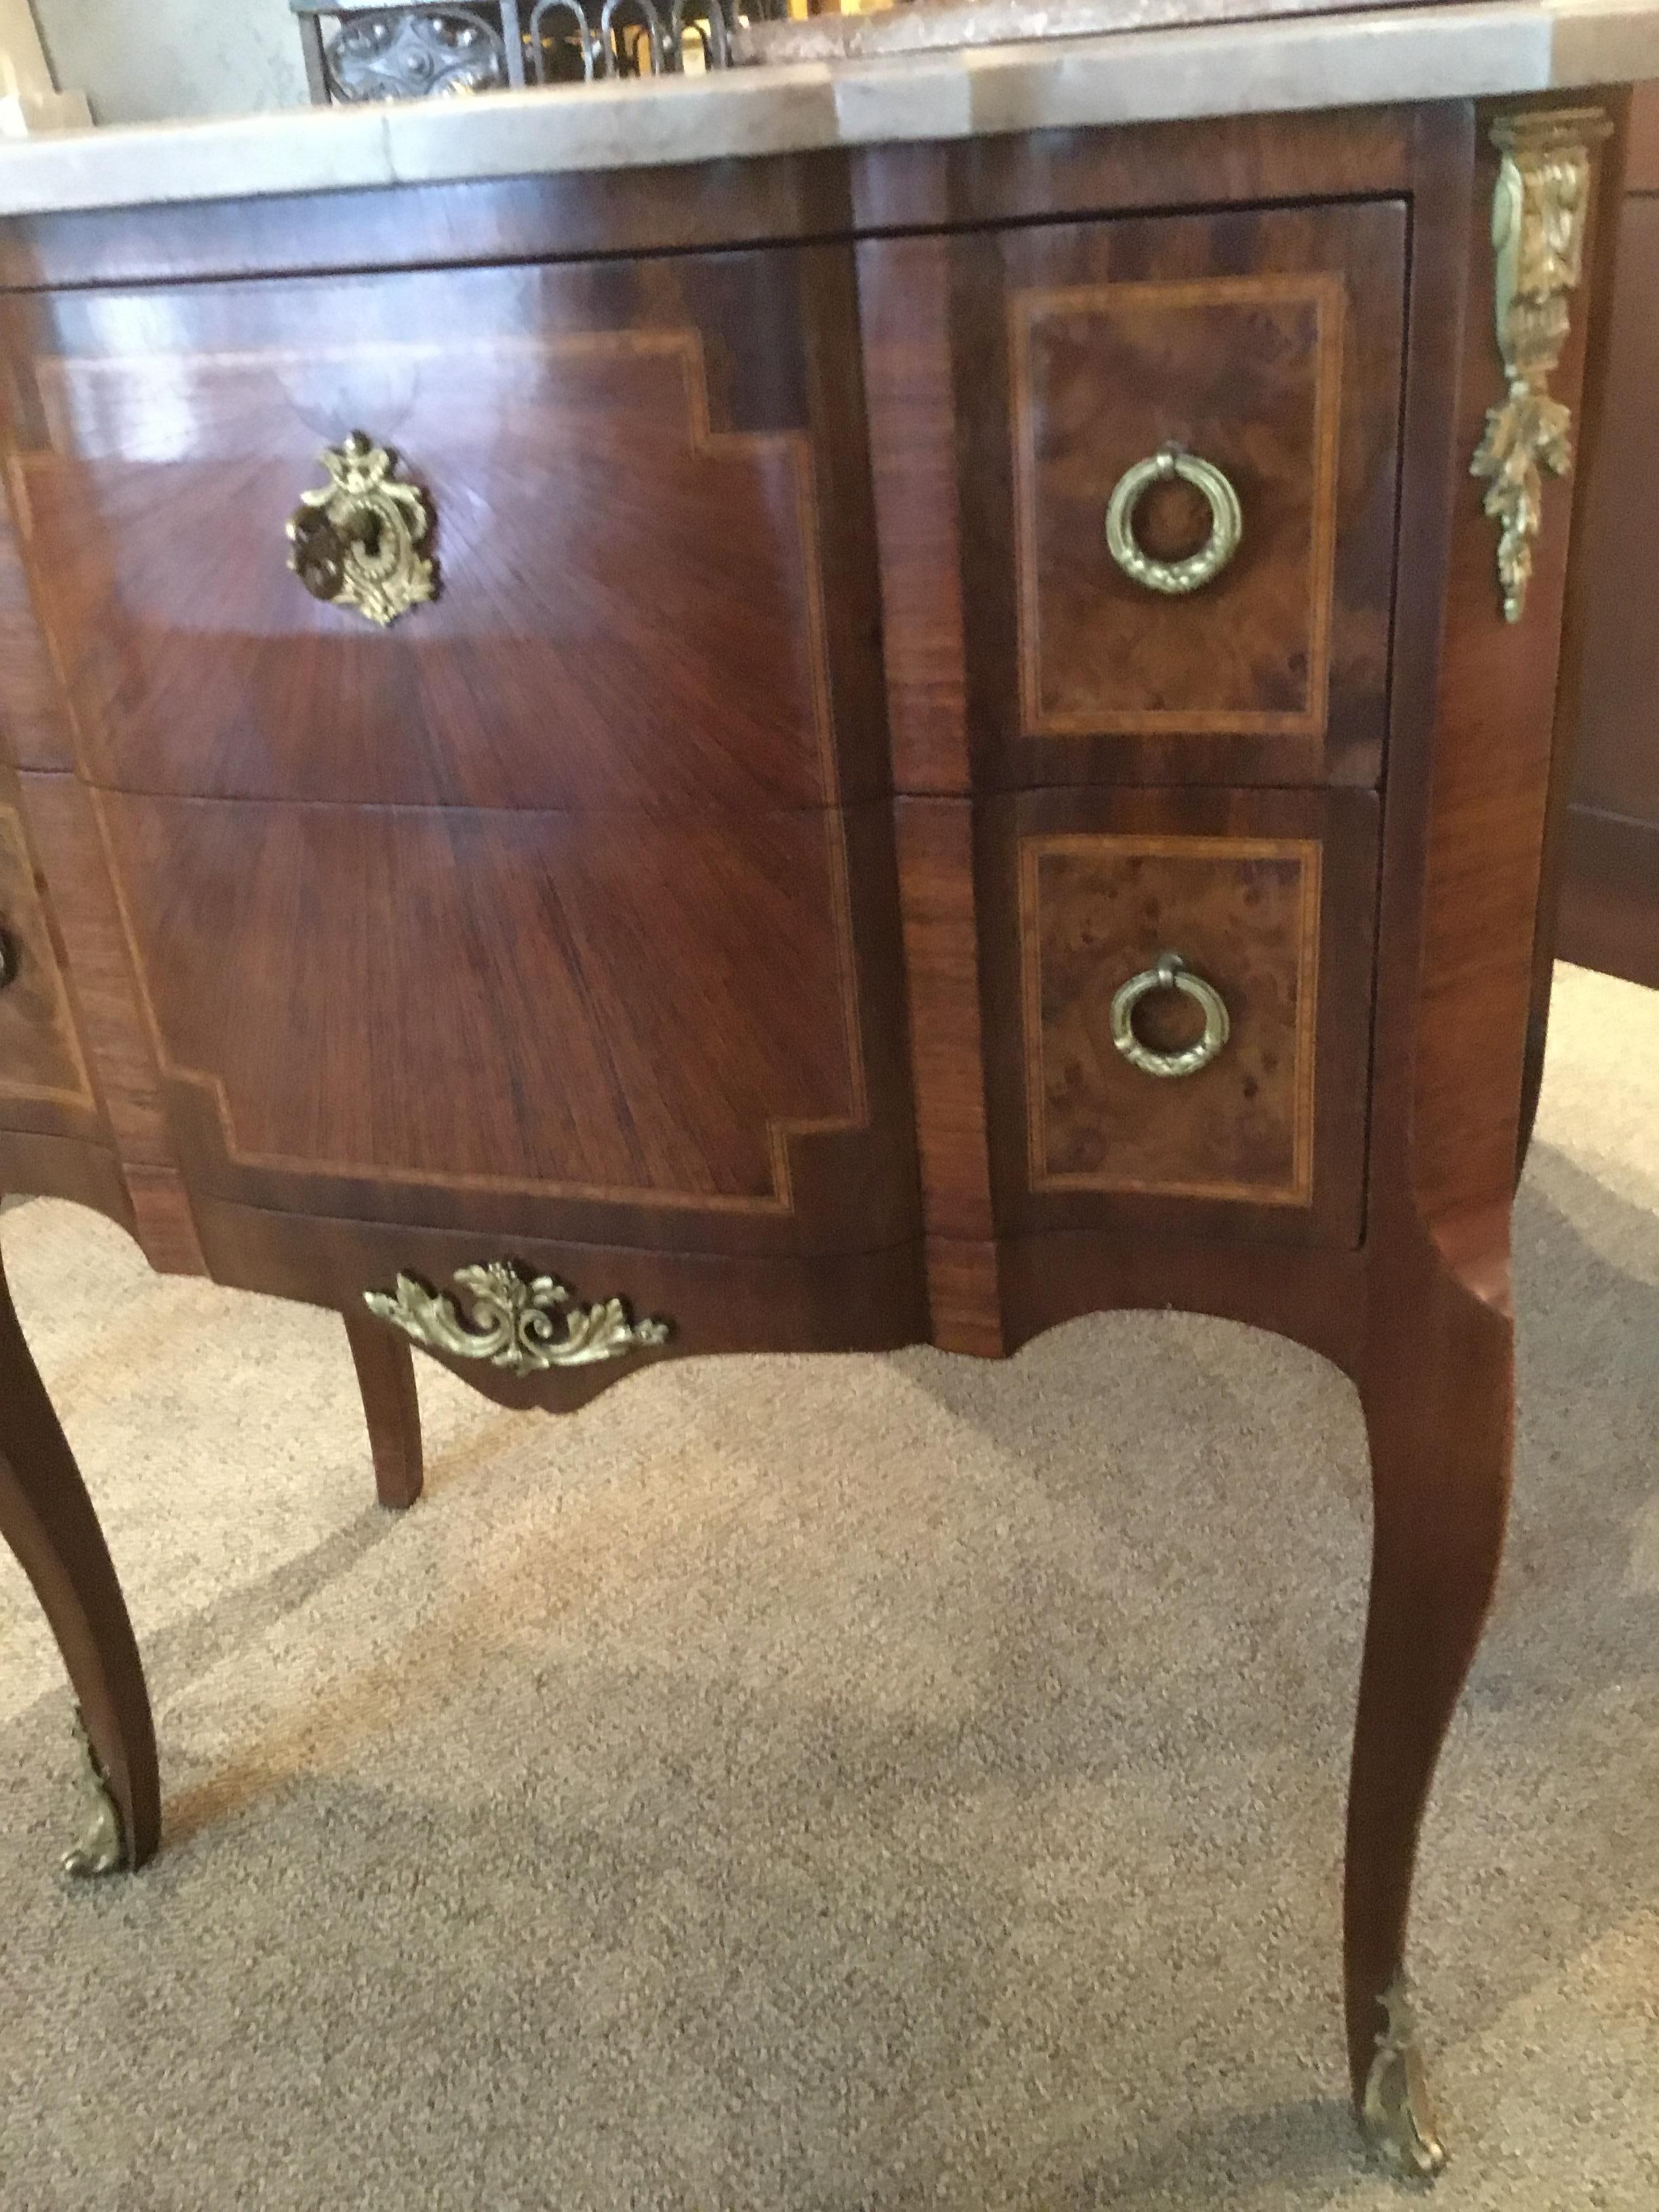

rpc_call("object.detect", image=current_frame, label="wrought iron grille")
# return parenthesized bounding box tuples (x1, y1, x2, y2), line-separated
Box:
(291, 0, 792, 98)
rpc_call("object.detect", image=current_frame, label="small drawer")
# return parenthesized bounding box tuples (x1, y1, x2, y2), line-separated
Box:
(0, 793, 99, 1145)
(865, 197, 1406, 795)
(978, 786, 1379, 1247)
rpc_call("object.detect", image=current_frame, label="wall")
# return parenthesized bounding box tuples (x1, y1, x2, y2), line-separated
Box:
(25, 0, 844, 127)
(29, 0, 308, 124)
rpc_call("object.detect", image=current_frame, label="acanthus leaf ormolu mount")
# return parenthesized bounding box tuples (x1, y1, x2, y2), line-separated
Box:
(364, 1261, 671, 1375)
(1472, 107, 1612, 620)
(0, 66, 1633, 2184)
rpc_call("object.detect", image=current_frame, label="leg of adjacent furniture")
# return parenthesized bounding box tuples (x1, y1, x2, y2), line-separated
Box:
(0, 1234, 160, 1875)
(1345, 1274, 1515, 2179)
(344, 1307, 424, 1510)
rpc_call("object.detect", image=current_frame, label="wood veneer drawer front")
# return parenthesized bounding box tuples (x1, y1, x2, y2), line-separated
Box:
(194, 1204, 928, 1379)
(0, 246, 884, 811)
(0, 785, 100, 1146)
(865, 200, 1405, 793)
(980, 787, 1379, 1246)
(94, 794, 918, 1258)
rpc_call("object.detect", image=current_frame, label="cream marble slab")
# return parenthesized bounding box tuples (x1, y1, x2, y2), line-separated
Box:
(733, 0, 1414, 66)
(0, 0, 1654, 218)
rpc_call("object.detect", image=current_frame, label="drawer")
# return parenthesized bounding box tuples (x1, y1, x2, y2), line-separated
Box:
(91, 792, 919, 1259)
(192, 1203, 928, 1390)
(0, 245, 886, 813)
(862, 199, 1406, 794)
(0, 784, 101, 1147)
(978, 787, 1379, 1246)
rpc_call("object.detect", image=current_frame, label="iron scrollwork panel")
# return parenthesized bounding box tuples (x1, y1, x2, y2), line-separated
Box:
(292, 0, 784, 93)
(523, 0, 741, 80)
(294, 3, 522, 102)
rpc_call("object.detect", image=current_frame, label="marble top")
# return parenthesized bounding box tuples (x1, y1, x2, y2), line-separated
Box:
(0, 0, 1655, 219)
(732, 0, 1414, 66)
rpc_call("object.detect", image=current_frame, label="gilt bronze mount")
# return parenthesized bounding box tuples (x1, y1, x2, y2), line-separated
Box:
(365, 1260, 672, 1375)
(1471, 107, 1610, 623)
(61, 1712, 128, 1880)
(1361, 1972, 1447, 2181)
(287, 432, 436, 629)
(1105, 443, 1243, 596)
(291, 0, 772, 96)
(1109, 951, 1232, 1080)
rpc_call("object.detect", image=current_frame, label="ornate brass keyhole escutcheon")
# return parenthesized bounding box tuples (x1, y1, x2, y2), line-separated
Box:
(287, 431, 436, 628)
(1110, 951, 1231, 1079)
(1105, 443, 1242, 596)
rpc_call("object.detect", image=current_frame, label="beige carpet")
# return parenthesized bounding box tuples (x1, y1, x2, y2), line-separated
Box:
(1, 961, 1656, 2211)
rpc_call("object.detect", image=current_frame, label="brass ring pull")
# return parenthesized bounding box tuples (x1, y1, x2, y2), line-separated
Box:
(1105, 443, 1242, 596)
(0, 927, 16, 990)
(287, 432, 435, 629)
(1110, 951, 1231, 1080)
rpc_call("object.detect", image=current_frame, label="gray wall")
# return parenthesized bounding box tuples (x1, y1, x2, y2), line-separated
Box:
(30, 0, 310, 124)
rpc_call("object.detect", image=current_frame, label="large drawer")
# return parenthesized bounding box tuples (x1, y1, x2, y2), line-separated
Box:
(0, 245, 887, 813)
(91, 792, 920, 1259)
(861, 198, 1407, 794)
(0, 773, 102, 1151)
(978, 786, 1380, 1246)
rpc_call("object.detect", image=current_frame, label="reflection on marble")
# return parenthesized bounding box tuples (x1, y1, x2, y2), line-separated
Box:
(735, 0, 1408, 67)
(0, 0, 1656, 218)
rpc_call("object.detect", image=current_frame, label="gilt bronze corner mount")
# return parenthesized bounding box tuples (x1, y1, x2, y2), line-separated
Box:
(1471, 106, 1611, 623)
(61, 1711, 128, 1880)
(1361, 1972, 1447, 2182)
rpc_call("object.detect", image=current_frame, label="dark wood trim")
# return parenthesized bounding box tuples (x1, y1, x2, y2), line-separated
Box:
(0, 1128, 134, 1233)
(192, 1200, 929, 1411)
(1555, 805, 1659, 989)
(1519, 85, 1633, 1173)
(0, 104, 1425, 297)
(344, 1309, 425, 1511)
(0, 1231, 160, 1870)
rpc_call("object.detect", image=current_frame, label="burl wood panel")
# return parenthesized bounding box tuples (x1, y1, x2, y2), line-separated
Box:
(920, 199, 1406, 793)
(1021, 832, 1323, 1206)
(95, 793, 918, 1257)
(1012, 271, 1346, 739)
(0, 796, 95, 1129)
(0, 247, 887, 814)
(980, 785, 1379, 1248)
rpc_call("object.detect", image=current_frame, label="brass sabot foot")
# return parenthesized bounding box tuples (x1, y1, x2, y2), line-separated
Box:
(1361, 1973, 1448, 2182)
(60, 1710, 129, 1879)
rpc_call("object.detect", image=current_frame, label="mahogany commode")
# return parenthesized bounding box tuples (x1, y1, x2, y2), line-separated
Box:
(0, 20, 1645, 2179)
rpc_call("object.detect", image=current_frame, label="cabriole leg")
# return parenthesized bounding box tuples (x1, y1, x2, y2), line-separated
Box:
(1345, 1269, 1514, 2178)
(0, 1227, 159, 1875)
(344, 1307, 424, 1511)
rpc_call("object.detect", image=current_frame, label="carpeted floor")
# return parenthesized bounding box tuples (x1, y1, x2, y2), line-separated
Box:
(1, 960, 1655, 2211)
